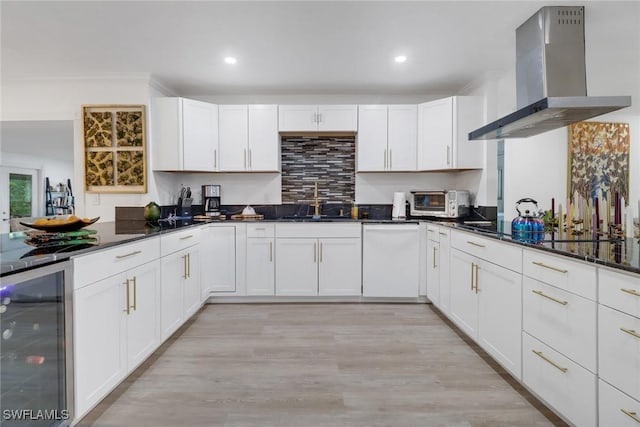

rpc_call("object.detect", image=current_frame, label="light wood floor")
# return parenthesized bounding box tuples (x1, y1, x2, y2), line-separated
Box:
(78, 304, 566, 427)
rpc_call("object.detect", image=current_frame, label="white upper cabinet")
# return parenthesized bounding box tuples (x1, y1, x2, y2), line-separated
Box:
(219, 104, 279, 172)
(357, 104, 417, 172)
(152, 97, 218, 171)
(279, 105, 357, 132)
(418, 96, 484, 170)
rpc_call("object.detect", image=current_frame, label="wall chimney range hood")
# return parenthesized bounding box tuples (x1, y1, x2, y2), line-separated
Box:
(469, 6, 631, 141)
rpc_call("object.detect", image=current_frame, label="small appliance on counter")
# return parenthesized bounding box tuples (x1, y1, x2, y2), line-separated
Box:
(511, 198, 545, 244)
(392, 192, 407, 220)
(202, 184, 221, 217)
(409, 190, 470, 218)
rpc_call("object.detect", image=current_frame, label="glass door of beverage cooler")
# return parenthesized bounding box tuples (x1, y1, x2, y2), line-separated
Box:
(0, 262, 73, 426)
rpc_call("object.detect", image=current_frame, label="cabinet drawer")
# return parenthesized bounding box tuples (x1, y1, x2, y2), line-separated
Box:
(523, 332, 597, 427)
(450, 230, 522, 273)
(523, 249, 596, 300)
(599, 379, 640, 427)
(161, 227, 201, 256)
(426, 224, 440, 241)
(599, 305, 640, 401)
(523, 277, 597, 372)
(247, 223, 275, 238)
(276, 222, 361, 238)
(599, 267, 640, 319)
(73, 237, 160, 289)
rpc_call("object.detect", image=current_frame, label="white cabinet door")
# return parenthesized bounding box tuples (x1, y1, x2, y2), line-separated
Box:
(318, 105, 358, 131)
(449, 248, 478, 339)
(362, 225, 420, 298)
(182, 98, 219, 171)
(418, 97, 453, 170)
(278, 105, 317, 131)
(125, 260, 161, 370)
(275, 238, 318, 295)
(357, 105, 388, 171)
(74, 274, 127, 418)
(161, 249, 186, 340)
(599, 379, 640, 427)
(219, 104, 249, 171)
(438, 229, 451, 315)
(207, 226, 237, 293)
(318, 238, 362, 296)
(248, 105, 279, 171)
(183, 246, 201, 318)
(477, 259, 522, 379)
(426, 238, 440, 305)
(246, 238, 275, 295)
(387, 105, 417, 171)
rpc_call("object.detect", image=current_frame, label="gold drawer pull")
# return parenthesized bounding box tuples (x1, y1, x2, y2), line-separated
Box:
(116, 250, 142, 259)
(532, 261, 568, 274)
(123, 279, 131, 315)
(620, 328, 640, 340)
(428, 229, 436, 233)
(532, 290, 568, 306)
(466, 241, 486, 248)
(621, 409, 640, 423)
(621, 288, 640, 297)
(532, 350, 568, 373)
(180, 235, 194, 240)
(439, 232, 448, 236)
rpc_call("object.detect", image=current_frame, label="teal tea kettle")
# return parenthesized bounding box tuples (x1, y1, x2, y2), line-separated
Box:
(511, 198, 545, 243)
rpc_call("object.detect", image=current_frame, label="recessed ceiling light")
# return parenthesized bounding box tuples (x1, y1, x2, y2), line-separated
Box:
(394, 55, 407, 63)
(224, 57, 237, 65)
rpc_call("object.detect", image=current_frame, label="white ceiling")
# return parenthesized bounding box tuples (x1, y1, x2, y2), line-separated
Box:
(0, 0, 579, 97)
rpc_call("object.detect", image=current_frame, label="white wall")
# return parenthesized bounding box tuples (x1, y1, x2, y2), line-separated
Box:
(467, 2, 640, 228)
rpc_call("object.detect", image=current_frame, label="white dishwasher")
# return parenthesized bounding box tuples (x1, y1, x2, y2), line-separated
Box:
(362, 223, 420, 298)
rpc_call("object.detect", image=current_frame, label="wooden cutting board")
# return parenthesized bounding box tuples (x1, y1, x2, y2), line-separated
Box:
(230, 214, 264, 221)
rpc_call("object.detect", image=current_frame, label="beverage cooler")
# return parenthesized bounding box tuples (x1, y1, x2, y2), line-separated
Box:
(0, 262, 73, 426)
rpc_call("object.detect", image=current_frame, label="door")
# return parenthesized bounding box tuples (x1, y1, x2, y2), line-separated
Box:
(219, 105, 249, 171)
(426, 238, 440, 305)
(275, 238, 318, 295)
(278, 105, 317, 131)
(388, 105, 417, 171)
(246, 238, 275, 295)
(160, 250, 186, 340)
(248, 105, 279, 171)
(1, 166, 40, 233)
(126, 260, 161, 370)
(207, 226, 237, 292)
(449, 248, 479, 339)
(317, 105, 358, 131)
(182, 98, 218, 171)
(318, 238, 361, 296)
(183, 247, 202, 318)
(356, 105, 388, 171)
(418, 97, 453, 170)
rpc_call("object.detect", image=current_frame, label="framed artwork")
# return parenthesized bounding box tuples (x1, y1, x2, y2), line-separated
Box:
(82, 104, 147, 193)
(568, 121, 630, 205)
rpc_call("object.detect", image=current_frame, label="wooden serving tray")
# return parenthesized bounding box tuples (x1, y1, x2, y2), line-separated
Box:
(230, 214, 264, 221)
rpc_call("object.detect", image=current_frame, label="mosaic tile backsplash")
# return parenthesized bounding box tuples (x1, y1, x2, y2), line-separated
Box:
(281, 135, 355, 204)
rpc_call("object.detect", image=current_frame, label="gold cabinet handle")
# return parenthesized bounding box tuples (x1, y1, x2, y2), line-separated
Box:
(320, 242, 323, 263)
(439, 232, 448, 236)
(131, 276, 137, 311)
(620, 409, 640, 423)
(180, 235, 194, 240)
(187, 253, 191, 278)
(389, 149, 392, 169)
(532, 261, 568, 274)
(621, 288, 640, 297)
(182, 254, 188, 279)
(470, 262, 474, 291)
(269, 241, 273, 262)
(313, 242, 317, 263)
(446, 145, 451, 165)
(532, 289, 568, 306)
(214, 149, 217, 169)
(249, 149, 252, 169)
(532, 350, 568, 373)
(384, 149, 387, 169)
(116, 250, 142, 259)
(620, 327, 640, 340)
(244, 148, 247, 169)
(123, 279, 131, 315)
(466, 241, 485, 248)
(428, 229, 436, 233)
(473, 263, 479, 293)
(433, 247, 437, 268)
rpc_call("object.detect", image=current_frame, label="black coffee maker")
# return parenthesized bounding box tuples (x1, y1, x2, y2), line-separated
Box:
(202, 185, 221, 217)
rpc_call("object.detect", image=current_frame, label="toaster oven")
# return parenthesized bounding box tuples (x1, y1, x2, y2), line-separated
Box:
(409, 190, 470, 218)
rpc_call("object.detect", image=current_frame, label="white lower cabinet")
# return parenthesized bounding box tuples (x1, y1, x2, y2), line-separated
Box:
(246, 237, 275, 295)
(275, 238, 318, 295)
(449, 248, 478, 337)
(438, 228, 451, 315)
(523, 332, 597, 427)
(74, 258, 160, 420)
(160, 228, 201, 341)
(201, 225, 237, 294)
(426, 233, 440, 305)
(599, 379, 640, 427)
(362, 224, 419, 298)
(318, 238, 361, 296)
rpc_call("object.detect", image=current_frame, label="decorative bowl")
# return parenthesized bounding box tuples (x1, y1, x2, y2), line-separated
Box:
(20, 216, 100, 232)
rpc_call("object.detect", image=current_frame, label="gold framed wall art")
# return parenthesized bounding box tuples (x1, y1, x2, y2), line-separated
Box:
(82, 104, 147, 193)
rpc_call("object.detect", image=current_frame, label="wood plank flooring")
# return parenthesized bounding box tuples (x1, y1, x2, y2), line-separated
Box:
(78, 304, 567, 427)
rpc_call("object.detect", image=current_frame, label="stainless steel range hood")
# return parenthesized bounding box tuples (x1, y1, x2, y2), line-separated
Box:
(469, 6, 631, 141)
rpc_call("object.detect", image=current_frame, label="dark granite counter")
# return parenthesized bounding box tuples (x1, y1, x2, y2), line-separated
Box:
(437, 221, 640, 275)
